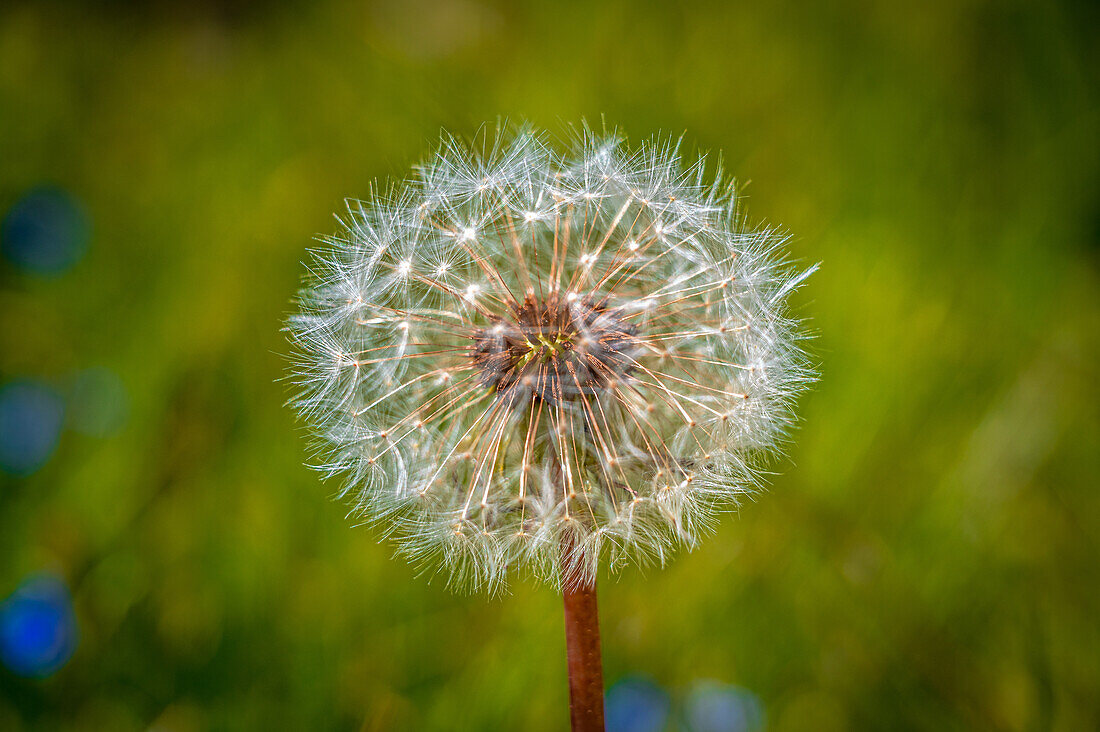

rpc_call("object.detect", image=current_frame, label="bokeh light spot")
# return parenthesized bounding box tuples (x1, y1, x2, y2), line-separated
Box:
(684, 680, 765, 732)
(0, 575, 79, 678)
(1, 187, 88, 275)
(606, 675, 670, 732)
(67, 367, 128, 437)
(0, 380, 65, 476)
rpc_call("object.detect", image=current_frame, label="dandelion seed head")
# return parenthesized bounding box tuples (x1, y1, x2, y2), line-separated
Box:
(287, 122, 814, 592)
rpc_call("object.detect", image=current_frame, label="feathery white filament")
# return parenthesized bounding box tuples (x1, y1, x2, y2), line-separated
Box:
(287, 123, 814, 592)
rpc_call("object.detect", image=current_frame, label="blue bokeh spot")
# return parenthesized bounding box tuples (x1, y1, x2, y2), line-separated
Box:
(1, 187, 88, 275)
(606, 675, 671, 732)
(0, 575, 79, 678)
(0, 380, 65, 476)
(684, 680, 765, 732)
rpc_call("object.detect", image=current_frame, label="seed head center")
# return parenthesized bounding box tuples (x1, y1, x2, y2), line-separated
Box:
(471, 293, 638, 403)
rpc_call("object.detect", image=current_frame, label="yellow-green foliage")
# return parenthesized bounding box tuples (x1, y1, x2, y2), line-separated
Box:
(0, 1, 1096, 730)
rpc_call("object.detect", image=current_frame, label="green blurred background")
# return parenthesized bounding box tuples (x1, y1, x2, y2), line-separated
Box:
(1, 0, 1097, 729)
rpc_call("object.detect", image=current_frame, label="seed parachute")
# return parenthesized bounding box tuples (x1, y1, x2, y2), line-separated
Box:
(287, 123, 815, 592)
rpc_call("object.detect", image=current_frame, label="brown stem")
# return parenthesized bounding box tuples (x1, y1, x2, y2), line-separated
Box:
(562, 569, 605, 731)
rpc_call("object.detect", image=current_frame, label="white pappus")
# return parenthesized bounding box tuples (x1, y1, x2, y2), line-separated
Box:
(286, 122, 815, 593)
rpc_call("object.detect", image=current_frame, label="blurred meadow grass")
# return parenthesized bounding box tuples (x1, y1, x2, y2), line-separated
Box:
(1, 0, 1097, 729)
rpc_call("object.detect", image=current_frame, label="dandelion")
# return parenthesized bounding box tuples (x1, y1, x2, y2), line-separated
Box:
(286, 123, 814, 730)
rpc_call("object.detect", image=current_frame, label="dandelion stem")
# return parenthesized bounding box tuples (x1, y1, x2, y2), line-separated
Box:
(561, 544, 605, 731)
